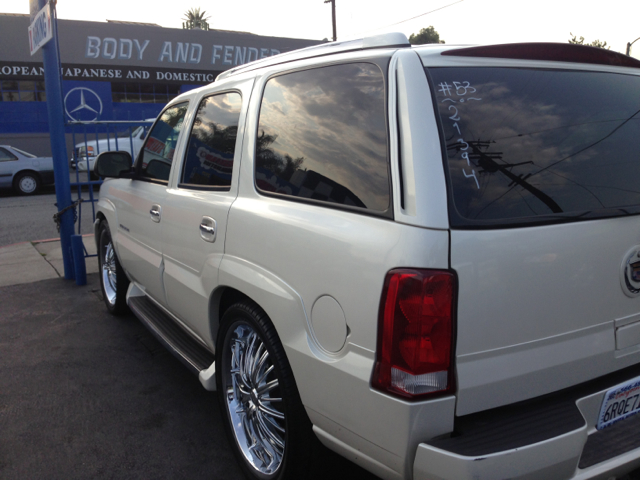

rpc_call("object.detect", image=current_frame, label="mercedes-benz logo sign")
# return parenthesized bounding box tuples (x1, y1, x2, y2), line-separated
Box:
(64, 87, 103, 122)
(620, 246, 640, 297)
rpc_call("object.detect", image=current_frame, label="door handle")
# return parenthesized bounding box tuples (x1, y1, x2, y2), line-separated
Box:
(200, 216, 217, 243)
(150, 204, 161, 223)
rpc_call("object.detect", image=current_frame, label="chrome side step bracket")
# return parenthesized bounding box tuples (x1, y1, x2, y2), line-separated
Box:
(128, 295, 216, 388)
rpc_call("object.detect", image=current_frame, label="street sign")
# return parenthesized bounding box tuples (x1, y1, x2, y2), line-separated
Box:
(28, 2, 52, 56)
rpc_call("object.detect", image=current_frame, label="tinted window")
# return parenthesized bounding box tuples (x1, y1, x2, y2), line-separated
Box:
(139, 103, 188, 181)
(255, 63, 389, 212)
(429, 67, 640, 225)
(181, 92, 242, 188)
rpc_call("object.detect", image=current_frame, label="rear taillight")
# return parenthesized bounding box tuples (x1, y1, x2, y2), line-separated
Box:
(372, 269, 456, 399)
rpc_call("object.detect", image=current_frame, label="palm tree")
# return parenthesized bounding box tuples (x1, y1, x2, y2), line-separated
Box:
(182, 8, 211, 30)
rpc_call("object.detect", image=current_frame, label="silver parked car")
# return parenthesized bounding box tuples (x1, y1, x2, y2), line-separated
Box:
(0, 145, 54, 195)
(93, 34, 640, 480)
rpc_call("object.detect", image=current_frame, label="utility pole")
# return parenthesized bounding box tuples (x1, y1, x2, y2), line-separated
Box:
(324, 0, 337, 41)
(627, 36, 640, 56)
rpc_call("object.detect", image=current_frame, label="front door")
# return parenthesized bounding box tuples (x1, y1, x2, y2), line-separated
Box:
(114, 102, 189, 307)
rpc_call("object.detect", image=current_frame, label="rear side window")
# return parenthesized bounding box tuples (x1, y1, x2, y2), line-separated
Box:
(428, 67, 640, 226)
(0, 148, 18, 161)
(255, 62, 390, 213)
(180, 92, 242, 189)
(10, 147, 35, 158)
(138, 102, 188, 182)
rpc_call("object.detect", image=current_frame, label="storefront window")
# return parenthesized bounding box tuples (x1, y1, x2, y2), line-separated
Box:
(111, 83, 180, 104)
(0, 81, 45, 102)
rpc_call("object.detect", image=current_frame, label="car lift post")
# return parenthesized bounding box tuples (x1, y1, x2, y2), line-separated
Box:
(36, 0, 77, 282)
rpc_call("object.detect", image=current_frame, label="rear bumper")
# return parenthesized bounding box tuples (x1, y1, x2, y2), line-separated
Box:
(413, 364, 640, 480)
(414, 428, 585, 480)
(414, 430, 640, 480)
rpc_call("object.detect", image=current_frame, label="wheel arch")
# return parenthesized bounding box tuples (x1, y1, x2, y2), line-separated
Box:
(94, 212, 106, 248)
(213, 256, 313, 381)
(95, 197, 120, 252)
(13, 169, 41, 183)
(209, 286, 251, 350)
(94, 203, 132, 287)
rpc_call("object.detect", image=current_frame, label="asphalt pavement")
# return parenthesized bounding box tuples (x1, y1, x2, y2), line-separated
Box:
(0, 177, 97, 247)
(0, 256, 380, 479)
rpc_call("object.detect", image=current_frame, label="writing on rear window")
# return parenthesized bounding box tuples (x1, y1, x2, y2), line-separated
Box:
(429, 67, 640, 226)
(437, 81, 483, 190)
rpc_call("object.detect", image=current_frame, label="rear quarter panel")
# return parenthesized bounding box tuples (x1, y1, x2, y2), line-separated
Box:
(221, 53, 454, 474)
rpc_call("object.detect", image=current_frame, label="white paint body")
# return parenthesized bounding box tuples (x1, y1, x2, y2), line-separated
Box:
(95, 40, 640, 480)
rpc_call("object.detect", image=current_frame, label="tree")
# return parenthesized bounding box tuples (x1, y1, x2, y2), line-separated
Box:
(409, 26, 445, 45)
(182, 8, 210, 30)
(568, 33, 610, 50)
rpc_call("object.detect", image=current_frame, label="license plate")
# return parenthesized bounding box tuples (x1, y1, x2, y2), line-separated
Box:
(597, 376, 640, 430)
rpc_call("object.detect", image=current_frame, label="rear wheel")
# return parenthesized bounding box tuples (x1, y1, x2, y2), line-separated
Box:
(98, 221, 129, 315)
(217, 301, 314, 480)
(13, 171, 40, 195)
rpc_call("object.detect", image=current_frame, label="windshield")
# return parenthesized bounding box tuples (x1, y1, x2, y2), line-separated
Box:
(428, 67, 640, 226)
(9, 147, 36, 158)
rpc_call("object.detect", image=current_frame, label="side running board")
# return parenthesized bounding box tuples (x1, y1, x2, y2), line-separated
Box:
(128, 296, 215, 375)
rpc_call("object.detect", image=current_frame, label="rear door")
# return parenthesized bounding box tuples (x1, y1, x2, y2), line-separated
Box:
(160, 78, 252, 346)
(424, 60, 640, 415)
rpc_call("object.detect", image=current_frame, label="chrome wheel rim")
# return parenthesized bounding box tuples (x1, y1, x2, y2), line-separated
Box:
(19, 176, 37, 194)
(224, 323, 285, 475)
(101, 241, 117, 306)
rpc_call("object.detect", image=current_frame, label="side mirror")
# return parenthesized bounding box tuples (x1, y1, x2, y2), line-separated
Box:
(94, 151, 133, 178)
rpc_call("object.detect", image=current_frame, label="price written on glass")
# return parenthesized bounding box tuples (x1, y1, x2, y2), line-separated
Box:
(438, 81, 482, 189)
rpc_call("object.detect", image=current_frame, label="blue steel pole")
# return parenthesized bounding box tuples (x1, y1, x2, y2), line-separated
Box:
(39, 0, 75, 279)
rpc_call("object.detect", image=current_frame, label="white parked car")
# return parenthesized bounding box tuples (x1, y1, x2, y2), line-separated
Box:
(0, 145, 54, 195)
(71, 121, 153, 172)
(93, 33, 640, 480)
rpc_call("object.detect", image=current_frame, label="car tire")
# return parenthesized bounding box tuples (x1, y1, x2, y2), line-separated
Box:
(13, 171, 41, 195)
(98, 221, 130, 315)
(217, 301, 315, 480)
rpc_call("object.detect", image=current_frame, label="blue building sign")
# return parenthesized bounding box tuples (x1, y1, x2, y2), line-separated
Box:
(0, 13, 320, 146)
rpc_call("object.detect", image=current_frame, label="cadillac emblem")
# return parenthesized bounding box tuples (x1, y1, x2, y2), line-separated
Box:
(621, 246, 640, 297)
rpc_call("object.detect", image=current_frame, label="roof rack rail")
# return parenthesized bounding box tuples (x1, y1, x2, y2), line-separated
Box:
(216, 32, 410, 81)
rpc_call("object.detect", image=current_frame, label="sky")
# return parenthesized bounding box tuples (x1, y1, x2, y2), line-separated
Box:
(2, 0, 639, 57)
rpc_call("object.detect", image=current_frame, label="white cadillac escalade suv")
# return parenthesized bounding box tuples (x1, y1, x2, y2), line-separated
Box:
(93, 33, 640, 480)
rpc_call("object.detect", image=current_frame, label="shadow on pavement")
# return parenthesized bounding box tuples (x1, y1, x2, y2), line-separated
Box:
(0, 274, 380, 480)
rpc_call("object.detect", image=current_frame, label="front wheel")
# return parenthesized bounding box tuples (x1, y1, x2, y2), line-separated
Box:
(98, 221, 129, 315)
(217, 301, 314, 480)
